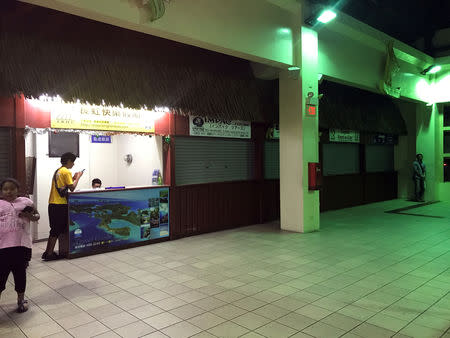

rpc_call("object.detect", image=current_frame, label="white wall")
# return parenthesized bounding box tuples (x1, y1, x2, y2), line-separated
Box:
(30, 132, 162, 240)
(33, 132, 89, 239)
(115, 134, 163, 187)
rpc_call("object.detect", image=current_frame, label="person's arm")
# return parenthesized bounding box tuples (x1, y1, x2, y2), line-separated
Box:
(413, 162, 420, 176)
(19, 204, 40, 222)
(68, 171, 84, 191)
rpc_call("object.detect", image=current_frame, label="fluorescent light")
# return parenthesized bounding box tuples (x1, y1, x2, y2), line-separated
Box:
(428, 65, 441, 74)
(317, 10, 336, 24)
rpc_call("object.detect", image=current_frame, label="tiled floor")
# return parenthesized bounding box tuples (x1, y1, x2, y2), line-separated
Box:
(1, 199, 449, 338)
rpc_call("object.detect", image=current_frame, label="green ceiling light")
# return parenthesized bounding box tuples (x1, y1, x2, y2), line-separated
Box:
(316, 9, 337, 24)
(428, 65, 441, 74)
(421, 65, 442, 75)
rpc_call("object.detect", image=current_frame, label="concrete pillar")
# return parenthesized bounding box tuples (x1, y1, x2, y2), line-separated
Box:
(416, 103, 439, 201)
(280, 27, 320, 233)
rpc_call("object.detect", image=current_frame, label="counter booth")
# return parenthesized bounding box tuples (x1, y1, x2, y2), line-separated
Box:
(23, 97, 170, 258)
(63, 185, 169, 258)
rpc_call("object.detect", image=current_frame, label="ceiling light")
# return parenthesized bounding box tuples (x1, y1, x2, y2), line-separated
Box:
(421, 65, 441, 75)
(316, 9, 337, 24)
(428, 65, 441, 74)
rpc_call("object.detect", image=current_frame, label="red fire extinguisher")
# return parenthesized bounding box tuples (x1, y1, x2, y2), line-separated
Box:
(308, 162, 322, 191)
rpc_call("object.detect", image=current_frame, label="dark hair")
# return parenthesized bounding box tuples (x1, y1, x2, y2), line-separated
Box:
(416, 153, 423, 158)
(0, 177, 21, 190)
(61, 152, 77, 165)
(92, 178, 102, 186)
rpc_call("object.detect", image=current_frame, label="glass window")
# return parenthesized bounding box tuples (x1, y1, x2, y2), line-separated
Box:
(444, 106, 450, 127)
(444, 158, 450, 182)
(444, 131, 450, 154)
(322, 143, 360, 176)
(365, 144, 394, 173)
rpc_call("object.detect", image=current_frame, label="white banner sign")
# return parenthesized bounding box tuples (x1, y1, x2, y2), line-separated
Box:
(329, 129, 360, 143)
(189, 116, 251, 139)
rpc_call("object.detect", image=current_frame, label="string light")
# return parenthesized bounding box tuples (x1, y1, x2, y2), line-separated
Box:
(24, 126, 158, 137)
(27, 95, 169, 122)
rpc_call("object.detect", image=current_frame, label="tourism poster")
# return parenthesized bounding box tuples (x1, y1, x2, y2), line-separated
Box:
(68, 187, 169, 255)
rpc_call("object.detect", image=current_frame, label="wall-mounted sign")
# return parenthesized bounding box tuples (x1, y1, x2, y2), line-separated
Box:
(372, 134, 397, 145)
(91, 135, 112, 143)
(329, 129, 360, 143)
(189, 116, 251, 139)
(50, 103, 156, 133)
(306, 104, 317, 116)
(266, 124, 279, 140)
(305, 92, 318, 117)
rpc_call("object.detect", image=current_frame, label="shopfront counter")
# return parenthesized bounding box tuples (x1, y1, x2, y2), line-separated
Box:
(63, 186, 169, 258)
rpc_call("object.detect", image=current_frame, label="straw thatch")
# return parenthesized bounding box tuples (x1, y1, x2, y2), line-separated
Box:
(319, 80, 407, 135)
(0, 1, 277, 122)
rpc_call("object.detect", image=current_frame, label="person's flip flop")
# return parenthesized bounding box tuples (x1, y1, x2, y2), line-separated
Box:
(17, 300, 29, 313)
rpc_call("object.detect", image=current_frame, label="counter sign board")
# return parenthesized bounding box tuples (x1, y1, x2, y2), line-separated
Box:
(329, 129, 360, 143)
(68, 187, 169, 257)
(189, 116, 251, 139)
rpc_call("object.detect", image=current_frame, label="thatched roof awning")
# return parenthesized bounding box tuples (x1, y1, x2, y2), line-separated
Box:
(319, 80, 407, 135)
(0, 2, 276, 122)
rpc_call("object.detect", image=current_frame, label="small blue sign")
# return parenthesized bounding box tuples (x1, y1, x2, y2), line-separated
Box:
(91, 135, 111, 143)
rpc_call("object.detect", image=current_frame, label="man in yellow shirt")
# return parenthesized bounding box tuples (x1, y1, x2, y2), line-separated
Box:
(42, 152, 83, 261)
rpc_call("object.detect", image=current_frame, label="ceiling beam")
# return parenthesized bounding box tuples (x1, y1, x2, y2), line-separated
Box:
(326, 10, 434, 69)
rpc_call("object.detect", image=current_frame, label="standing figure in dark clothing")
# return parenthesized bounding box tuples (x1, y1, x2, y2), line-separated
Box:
(412, 153, 426, 202)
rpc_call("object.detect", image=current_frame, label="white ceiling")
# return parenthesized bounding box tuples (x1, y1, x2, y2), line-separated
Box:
(264, 0, 301, 13)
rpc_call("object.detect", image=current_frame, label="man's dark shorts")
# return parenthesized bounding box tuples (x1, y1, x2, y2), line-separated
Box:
(48, 204, 68, 237)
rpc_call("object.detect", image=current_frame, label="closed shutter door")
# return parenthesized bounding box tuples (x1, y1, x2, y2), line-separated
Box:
(0, 128, 12, 178)
(365, 144, 394, 172)
(264, 140, 279, 179)
(175, 136, 255, 185)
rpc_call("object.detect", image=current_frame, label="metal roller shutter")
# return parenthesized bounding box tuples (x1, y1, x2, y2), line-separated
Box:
(264, 140, 279, 179)
(175, 136, 255, 185)
(0, 128, 12, 179)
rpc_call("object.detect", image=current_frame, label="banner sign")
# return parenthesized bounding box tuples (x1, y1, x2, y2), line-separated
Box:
(91, 135, 111, 143)
(189, 116, 251, 139)
(68, 187, 169, 256)
(329, 129, 360, 143)
(51, 103, 155, 133)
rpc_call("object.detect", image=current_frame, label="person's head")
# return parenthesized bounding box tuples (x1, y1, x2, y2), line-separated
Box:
(0, 178, 20, 202)
(61, 152, 77, 168)
(416, 153, 423, 161)
(92, 178, 102, 189)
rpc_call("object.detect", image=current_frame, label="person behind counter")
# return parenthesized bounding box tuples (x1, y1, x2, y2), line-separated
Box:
(42, 152, 83, 261)
(92, 178, 102, 189)
(0, 178, 40, 313)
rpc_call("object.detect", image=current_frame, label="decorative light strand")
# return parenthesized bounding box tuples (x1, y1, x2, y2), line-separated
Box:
(24, 126, 157, 137)
(27, 94, 170, 121)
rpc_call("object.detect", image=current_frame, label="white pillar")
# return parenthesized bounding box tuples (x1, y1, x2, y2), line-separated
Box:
(416, 103, 438, 201)
(280, 27, 320, 233)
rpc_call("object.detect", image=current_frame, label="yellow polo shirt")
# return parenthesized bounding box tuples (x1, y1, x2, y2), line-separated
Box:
(49, 167, 73, 204)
